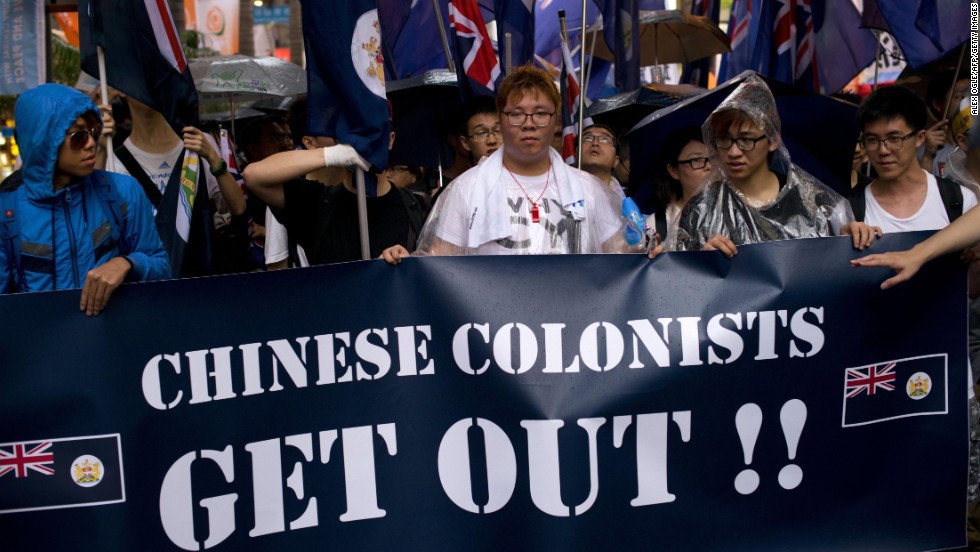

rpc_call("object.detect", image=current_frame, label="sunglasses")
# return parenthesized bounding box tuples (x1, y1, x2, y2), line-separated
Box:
(66, 128, 100, 150)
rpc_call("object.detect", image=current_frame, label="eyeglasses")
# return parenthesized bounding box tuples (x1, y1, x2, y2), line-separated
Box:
(583, 135, 614, 145)
(858, 131, 917, 151)
(503, 111, 555, 127)
(712, 135, 768, 151)
(676, 157, 710, 170)
(66, 128, 100, 150)
(468, 129, 501, 141)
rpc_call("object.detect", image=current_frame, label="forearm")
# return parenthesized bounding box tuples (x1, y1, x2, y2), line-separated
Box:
(244, 149, 326, 189)
(214, 170, 247, 215)
(914, 207, 980, 263)
(243, 149, 325, 209)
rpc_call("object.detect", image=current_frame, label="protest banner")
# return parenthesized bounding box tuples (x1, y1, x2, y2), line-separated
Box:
(0, 0, 44, 95)
(0, 232, 968, 550)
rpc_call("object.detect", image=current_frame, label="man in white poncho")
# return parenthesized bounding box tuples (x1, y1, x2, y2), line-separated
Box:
(381, 65, 638, 262)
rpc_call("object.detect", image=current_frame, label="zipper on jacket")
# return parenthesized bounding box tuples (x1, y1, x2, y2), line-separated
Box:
(63, 189, 80, 288)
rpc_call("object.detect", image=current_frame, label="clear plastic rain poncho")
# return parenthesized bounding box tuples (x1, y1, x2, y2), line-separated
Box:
(413, 147, 635, 255)
(668, 74, 854, 251)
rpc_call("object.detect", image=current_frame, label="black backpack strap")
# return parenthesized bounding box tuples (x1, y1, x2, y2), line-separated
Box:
(114, 144, 163, 207)
(0, 187, 23, 292)
(936, 176, 965, 223)
(846, 180, 869, 222)
(397, 189, 424, 251)
(654, 208, 668, 243)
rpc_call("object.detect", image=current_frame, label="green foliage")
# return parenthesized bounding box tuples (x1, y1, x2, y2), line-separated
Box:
(181, 30, 221, 59)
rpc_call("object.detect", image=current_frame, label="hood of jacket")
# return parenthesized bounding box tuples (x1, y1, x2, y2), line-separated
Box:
(14, 83, 101, 202)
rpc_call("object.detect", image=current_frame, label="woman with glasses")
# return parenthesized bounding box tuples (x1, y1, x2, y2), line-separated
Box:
(669, 74, 878, 254)
(651, 126, 711, 243)
(1, 84, 169, 314)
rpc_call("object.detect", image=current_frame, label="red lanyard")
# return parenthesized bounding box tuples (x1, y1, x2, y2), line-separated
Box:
(504, 163, 551, 223)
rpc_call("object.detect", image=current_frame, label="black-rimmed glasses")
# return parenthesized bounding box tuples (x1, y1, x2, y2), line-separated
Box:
(676, 157, 710, 170)
(503, 111, 555, 127)
(712, 134, 768, 151)
(858, 131, 917, 151)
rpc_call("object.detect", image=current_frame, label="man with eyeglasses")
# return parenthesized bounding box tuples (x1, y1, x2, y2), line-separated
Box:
(670, 74, 876, 255)
(381, 65, 634, 261)
(459, 95, 502, 166)
(1, 84, 169, 315)
(851, 85, 976, 235)
(579, 124, 625, 199)
(853, 83, 980, 549)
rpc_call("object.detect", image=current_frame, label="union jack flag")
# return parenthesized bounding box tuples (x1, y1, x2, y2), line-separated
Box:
(772, 0, 818, 90)
(0, 442, 55, 478)
(845, 362, 897, 399)
(450, 0, 501, 99)
(560, 35, 592, 164)
(719, 0, 753, 80)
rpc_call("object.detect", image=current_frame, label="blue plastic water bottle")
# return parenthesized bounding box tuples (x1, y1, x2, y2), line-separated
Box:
(622, 197, 645, 246)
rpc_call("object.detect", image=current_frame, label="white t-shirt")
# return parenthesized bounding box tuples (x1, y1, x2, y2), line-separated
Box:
(434, 169, 622, 255)
(109, 137, 221, 213)
(864, 171, 977, 233)
(264, 206, 308, 267)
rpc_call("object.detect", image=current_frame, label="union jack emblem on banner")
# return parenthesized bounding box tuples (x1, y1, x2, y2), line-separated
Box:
(845, 362, 897, 398)
(0, 442, 55, 478)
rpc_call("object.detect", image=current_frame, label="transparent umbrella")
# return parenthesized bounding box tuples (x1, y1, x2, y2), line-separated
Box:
(190, 55, 307, 135)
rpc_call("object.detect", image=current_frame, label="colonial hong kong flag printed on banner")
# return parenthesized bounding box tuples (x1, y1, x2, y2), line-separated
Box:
(841, 354, 948, 427)
(0, 434, 124, 514)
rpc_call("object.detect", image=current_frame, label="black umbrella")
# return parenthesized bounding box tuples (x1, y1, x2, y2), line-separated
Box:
(587, 82, 704, 137)
(627, 71, 859, 206)
(386, 70, 461, 168)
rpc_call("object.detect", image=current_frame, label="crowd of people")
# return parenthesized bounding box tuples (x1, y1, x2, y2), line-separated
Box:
(2, 61, 980, 543)
(2, 65, 976, 317)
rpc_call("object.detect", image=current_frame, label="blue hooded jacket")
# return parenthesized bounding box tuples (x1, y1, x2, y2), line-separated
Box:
(2, 84, 170, 292)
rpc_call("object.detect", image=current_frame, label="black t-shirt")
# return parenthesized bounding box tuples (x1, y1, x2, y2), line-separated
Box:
(277, 178, 412, 265)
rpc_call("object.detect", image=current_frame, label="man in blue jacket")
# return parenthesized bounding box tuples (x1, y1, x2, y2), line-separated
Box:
(2, 84, 169, 315)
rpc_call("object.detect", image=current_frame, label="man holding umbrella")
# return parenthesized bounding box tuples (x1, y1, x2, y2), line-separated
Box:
(669, 74, 879, 255)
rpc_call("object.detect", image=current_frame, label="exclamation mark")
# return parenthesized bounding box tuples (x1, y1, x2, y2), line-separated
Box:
(734, 403, 762, 495)
(778, 399, 807, 490)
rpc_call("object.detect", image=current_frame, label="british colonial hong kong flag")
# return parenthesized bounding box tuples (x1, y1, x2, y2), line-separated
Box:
(842, 354, 948, 427)
(0, 434, 123, 514)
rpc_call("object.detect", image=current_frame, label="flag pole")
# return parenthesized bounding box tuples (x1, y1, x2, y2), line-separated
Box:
(504, 32, 513, 75)
(432, 0, 456, 73)
(942, 44, 968, 124)
(577, 0, 589, 169)
(355, 167, 371, 260)
(97, 46, 116, 172)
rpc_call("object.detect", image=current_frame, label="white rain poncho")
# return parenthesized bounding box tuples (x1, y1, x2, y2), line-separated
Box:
(415, 147, 634, 255)
(669, 74, 854, 251)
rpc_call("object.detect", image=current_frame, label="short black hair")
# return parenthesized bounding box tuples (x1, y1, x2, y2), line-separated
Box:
(856, 85, 927, 132)
(238, 115, 286, 158)
(657, 125, 704, 203)
(582, 123, 620, 154)
(457, 95, 498, 136)
(925, 69, 966, 116)
(287, 95, 309, 145)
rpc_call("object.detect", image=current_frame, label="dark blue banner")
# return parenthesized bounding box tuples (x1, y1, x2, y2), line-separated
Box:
(0, 1, 44, 95)
(0, 233, 969, 551)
